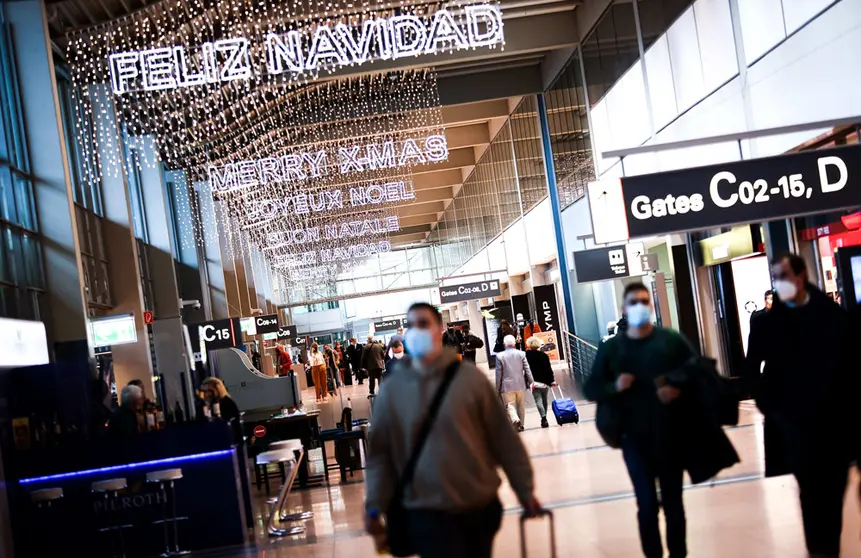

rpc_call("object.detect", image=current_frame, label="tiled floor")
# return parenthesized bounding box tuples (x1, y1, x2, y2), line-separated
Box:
(224, 368, 861, 557)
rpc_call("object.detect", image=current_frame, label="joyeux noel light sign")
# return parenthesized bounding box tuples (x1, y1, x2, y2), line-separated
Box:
(108, 4, 505, 95)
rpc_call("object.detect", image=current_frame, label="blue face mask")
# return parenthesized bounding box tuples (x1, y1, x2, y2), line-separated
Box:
(626, 303, 652, 328)
(405, 328, 435, 358)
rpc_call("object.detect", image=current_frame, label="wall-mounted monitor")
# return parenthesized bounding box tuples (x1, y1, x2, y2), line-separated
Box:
(91, 313, 137, 347)
(0, 318, 49, 367)
(835, 245, 861, 309)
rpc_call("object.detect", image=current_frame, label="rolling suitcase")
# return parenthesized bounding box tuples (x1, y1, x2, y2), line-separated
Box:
(520, 510, 557, 558)
(550, 386, 579, 425)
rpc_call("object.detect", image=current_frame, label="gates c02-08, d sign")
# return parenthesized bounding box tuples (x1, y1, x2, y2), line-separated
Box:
(587, 144, 861, 244)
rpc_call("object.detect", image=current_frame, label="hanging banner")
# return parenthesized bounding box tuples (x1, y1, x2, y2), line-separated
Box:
(277, 325, 298, 341)
(533, 285, 564, 359)
(588, 144, 861, 244)
(439, 279, 502, 304)
(193, 318, 241, 351)
(572, 242, 648, 283)
(531, 331, 560, 362)
(254, 314, 280, 334)
(373, 318, 405, 332)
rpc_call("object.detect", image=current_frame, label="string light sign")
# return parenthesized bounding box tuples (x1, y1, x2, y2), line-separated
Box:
(108, 4, 504, 95)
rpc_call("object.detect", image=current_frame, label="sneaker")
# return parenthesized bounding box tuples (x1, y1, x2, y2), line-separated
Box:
(514, 420, 523, 431)
(541, 417, 549, 428)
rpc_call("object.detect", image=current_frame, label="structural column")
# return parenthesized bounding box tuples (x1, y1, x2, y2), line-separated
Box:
(90, 85, 154, 395)
(5, 0, 89, 356)
(198, 183, 229, 320)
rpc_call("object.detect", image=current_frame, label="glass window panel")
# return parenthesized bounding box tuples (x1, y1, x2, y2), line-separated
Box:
(695, 0, 738, 94)
(645, 35, 678, 130)
(667, 7, 705, 113)
(781, 0, 835, 34)
(637, 0, 696, 50)
(581, 1, 640, 108)
(737, 0, 787, 65)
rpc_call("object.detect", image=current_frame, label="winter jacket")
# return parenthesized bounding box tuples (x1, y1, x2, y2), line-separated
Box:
(525, 349, 554, 386)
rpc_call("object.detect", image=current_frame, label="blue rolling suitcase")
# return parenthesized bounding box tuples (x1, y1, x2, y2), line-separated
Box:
(550, 386, 579, 425)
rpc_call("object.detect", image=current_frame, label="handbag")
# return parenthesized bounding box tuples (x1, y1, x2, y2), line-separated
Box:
(596, 336, 627, 449)
(386, 361, 460, 557)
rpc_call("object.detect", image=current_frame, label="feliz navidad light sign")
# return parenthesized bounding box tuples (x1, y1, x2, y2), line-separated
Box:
(108, 4, 504, 95)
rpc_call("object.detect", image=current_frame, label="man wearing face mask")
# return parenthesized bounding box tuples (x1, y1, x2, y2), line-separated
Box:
(585, 283, 700, 558)
(744, 254, 855, 558)
(365, 302, 540, 558)
(384, 339, 409, 378)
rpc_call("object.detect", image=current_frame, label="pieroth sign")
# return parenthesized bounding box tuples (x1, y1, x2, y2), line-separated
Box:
(108, 4, 504, 95)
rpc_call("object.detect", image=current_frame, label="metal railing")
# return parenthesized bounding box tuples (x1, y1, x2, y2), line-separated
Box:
(561, 330, 598, 384)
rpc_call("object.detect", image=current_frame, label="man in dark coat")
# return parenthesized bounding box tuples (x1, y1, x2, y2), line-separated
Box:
(361, 337, 386, 395)
(346, 337, 364, 384)
(749, 289, 773, 325)
(744, 253, 855, 558)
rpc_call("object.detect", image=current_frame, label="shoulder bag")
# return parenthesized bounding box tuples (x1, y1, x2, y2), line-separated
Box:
(387, 360, 460, 557)
(595, 337, 625, 449)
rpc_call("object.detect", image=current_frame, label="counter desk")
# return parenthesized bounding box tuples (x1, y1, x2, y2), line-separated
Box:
(7, 421, 249, 557)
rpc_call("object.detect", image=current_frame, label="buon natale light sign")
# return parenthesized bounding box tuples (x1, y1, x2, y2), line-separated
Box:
(108, 4, 505, 95)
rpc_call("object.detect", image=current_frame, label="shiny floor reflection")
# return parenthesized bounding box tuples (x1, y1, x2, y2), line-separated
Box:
(221, 370, 861, 557)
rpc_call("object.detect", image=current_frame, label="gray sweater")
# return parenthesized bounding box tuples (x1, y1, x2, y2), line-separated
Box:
(365, 349, 534, 512)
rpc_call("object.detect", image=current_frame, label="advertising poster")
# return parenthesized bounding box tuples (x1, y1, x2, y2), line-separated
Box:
(533, 285, 564, 359)
(532, 331, 560, 362)
(511, 293, 532, 326)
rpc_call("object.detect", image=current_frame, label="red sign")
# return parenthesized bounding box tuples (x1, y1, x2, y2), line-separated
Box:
(143, 311, 154, 324)
(253, 425, 266, 438)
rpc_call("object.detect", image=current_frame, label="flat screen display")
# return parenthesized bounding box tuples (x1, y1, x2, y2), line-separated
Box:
(91, 314, 137, 346)
(851, 255, 861, 305)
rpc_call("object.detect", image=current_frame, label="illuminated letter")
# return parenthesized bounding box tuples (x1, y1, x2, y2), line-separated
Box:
(325, 190, 343, 209)
(258, 157, 283, 184)
(110, 52, 140, 94)
(709, 171, 738, 208)
(294, 194, 310, 215)
(303, 150, 327, 177)
(399, 138, 427, 166)
(281, 154, 306, 180)
(215, 38, 252, 82)
(209, 164, 237, 193)
(424, 134, 449, 162)
(424, 9, 468, 53)
(366, 140, 396, 170)
(386, 215, 400, 232)
(465, 5, 504, 47)
(174, 45, 209, 88)
(235, 160, 259, 189)
(306, 26, 349, 70)
(140, 48, 177, 91)
(339, 146, 364, 174)
(266, 31, 304, 75)
(391, 15, 428, 59)
(336, 20, 390, 64)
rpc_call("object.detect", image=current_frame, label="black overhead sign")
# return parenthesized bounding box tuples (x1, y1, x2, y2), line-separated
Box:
(373, 318, 405, 332)
(277, 325, 297, 340)
(617, 144, 861, 239)
(194, 318, 241, 351)
(439, 279, 502, 304)
(573, 246, 631, 283)
(254, 314, 280, 334)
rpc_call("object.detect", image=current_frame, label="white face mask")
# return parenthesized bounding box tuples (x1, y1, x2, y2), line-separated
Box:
(392, 352, 405, 360)
(626, 303, 652, 328)
(773, 279, 797, 302)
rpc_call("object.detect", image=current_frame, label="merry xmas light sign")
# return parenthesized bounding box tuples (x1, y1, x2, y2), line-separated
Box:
(108, 4, 504, 95)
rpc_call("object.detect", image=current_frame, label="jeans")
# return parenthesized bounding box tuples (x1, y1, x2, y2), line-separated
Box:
(532, 387, 549, 419)
(622, 437, 686, 558)
(502, 391, 526, 425)
(368, 368, 383, 394)
(407, 499, 502, 558)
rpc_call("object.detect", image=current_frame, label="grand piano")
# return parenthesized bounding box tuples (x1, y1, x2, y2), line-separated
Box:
(216, 347, 300, 412)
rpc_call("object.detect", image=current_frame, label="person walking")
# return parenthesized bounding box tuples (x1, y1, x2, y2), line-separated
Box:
(362, 337, 386, 396)
(387, 327, 406, 357)
(525, 336, 555, 428)
(384, 339, 410, 379)
(309, 343, 328, 402)
(585, 282, 738, 558)
(493, 319, 516, 353)
(364, 302, 540, 558)
(346, 337, 364, 385)
(495, 335, 533, 432)
(460, 324, 484, 362)
(744, 254, 854, 558)
(750, 289, 774, 325)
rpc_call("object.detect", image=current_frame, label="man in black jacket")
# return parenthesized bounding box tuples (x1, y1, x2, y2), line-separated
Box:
(461, 324, 484, 362)
(744, 254, 855, 558)
(362, 337, 386, 395)
(346, 337, 364, 384)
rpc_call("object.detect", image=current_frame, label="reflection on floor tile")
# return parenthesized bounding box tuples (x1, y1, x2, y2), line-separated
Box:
(220, 375, 861, 557)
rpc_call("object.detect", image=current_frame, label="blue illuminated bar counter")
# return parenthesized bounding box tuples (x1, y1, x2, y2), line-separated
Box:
(7, 421, 249, 557)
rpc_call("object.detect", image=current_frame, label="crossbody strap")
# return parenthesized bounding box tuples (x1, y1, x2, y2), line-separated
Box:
(391, 360, 460, 505)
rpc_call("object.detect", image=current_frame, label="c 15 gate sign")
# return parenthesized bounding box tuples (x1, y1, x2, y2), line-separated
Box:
(439, 280, 502, 304)
(588, 144, 861, 243)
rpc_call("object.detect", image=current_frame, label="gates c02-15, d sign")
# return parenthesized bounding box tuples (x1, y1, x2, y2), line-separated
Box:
(587, 144, 861, 244)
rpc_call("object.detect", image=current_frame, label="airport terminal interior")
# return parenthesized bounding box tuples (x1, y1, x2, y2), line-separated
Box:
(2, 0, 861, 556)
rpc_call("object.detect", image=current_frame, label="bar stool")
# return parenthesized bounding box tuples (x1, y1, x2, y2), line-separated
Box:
(92, 478, 131, 558)
(268, 440, 313, 522)
(256, 448, 304, 537)
(30, 488, 63, 555)
(146, 468, 189, 557)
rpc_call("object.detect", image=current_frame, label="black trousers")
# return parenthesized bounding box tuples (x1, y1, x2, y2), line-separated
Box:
(406, 499, 502, 558)
(622, 437, 686, 558)
(368, 368, 383, 394)
(795, 461, 849, 556)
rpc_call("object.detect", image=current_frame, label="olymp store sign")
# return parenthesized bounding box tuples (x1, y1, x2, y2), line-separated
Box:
(587, 144, 861, 244)
(439, 280, 501, 304)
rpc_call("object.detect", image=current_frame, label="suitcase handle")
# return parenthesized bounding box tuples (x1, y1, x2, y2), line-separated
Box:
(520, 509, 557, 558)
(550, 386, 565, 400)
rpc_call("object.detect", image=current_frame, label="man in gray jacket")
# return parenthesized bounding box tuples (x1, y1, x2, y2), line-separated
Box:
(365, 302, 538, 558)
(496, 334, 534, 431)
